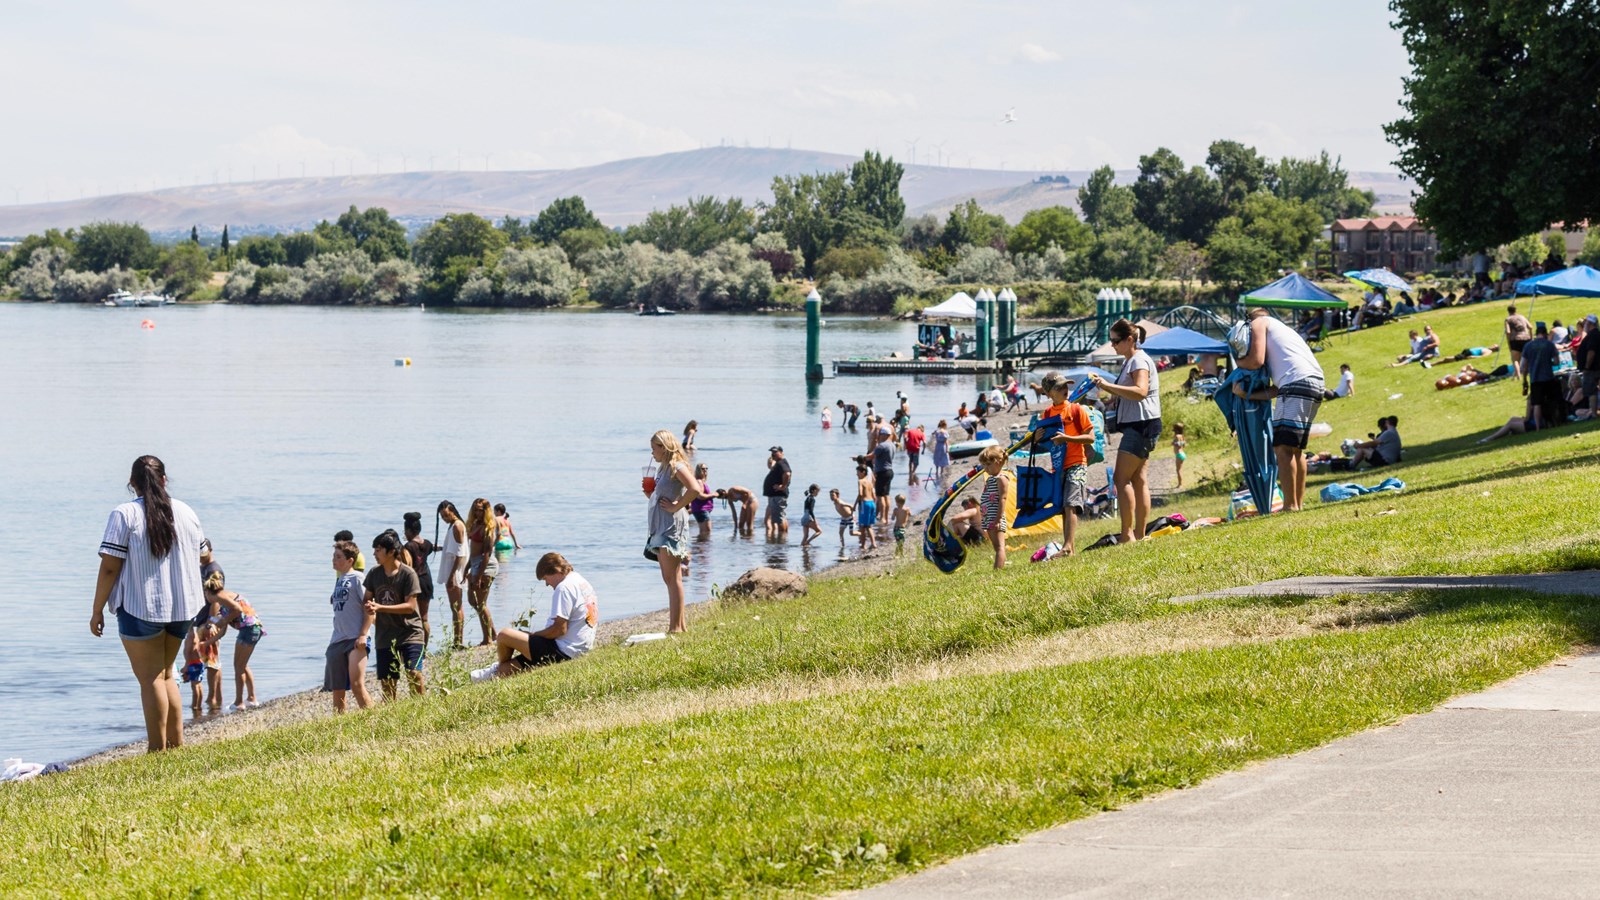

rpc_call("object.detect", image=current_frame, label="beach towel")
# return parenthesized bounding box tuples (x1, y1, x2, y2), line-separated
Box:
(1318, 478, 1406, 503)
(1214, 366, 1278, 518)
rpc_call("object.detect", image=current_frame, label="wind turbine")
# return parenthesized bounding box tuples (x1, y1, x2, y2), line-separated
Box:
(931, 140, 948, 167)
(1001, 107, 1017, 125)
(905, 137, 920, 167)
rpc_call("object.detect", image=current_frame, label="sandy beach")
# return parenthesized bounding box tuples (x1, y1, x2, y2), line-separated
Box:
(74, 390, 1178, 767)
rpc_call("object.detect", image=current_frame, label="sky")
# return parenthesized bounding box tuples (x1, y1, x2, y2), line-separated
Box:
(0, 0, 1411, 204)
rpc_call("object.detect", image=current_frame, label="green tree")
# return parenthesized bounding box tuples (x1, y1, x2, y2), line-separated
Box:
(8, 229, 76, 271)
(847, 150, 906, 232)
(1583, 229, 1600, 266)
(1385, 0, 1600, 255)
(497, 216, 532, 245)
(221, 225, 230, 254)
(627, 196, 756, 255)
(73, 221, 157, 273)
(159, 241, 213, 298)
(1077, 166, 1137, 231)
(941, 199, 1009, 252)
(1158, 241, 1208, 302)
(1234, 194, 1324, 266)
(1205, 140, 1270, 214)
(815, 245, 886, 281)
(1132, 148, 1224, 245)
(1542, 232, 1568, 264)
(1007, 206, 1093, 256)
(1089, 224, 1163, 279)
(335, 205, 409, 263)
(555, 225, 619, 264)
(236, 234, 287, 267)
(1270, 151, 1375, 222)
(282, 232, 319, 267)
(1501, 233, 1547, 268)
(760, 170, 850, 277)
(190, 225, 199, 244)
(1204, 220, 1277, 291)
(533, 197, 603, 245)
(412, 213, 508, 302)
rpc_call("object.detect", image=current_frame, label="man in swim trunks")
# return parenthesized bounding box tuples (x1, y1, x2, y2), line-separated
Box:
(717, 486, 757, 536)
(836, 400, 860, 429)
(762, 446, 792, 539)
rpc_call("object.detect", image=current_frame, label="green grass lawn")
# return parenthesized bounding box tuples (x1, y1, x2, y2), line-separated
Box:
(4, 296, 1599, 898)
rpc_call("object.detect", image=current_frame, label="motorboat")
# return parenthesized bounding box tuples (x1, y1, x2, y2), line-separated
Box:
(637, 305, 676, 316)
(102, 290, 174, 307)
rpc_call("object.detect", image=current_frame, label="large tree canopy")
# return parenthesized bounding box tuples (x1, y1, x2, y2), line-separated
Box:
(1385, 0, 1600, 255)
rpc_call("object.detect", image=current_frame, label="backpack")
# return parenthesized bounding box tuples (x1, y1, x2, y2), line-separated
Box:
(1085, 408, 1106, 465)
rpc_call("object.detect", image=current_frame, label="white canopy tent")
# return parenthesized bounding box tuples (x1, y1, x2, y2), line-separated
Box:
(922, 291, 978, 319)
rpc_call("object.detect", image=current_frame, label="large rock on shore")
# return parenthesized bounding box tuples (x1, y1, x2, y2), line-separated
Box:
(725, 567, 808, 600)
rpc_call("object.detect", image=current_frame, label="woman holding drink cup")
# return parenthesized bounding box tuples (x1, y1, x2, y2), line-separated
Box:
(645, 429, 703, 633)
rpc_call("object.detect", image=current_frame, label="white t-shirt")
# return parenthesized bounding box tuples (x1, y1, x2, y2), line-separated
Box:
(1260, 317, 1324, 387)
(1116, 350, 1162, 423)
(547, 571, 598, 658)
(1553, 325, 1570, 344)
(99, 497, 206, 622)
(1335, 369, 1355, 397)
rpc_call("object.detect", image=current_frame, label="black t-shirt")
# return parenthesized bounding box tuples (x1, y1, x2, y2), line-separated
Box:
(872, 442, 893, 475)
(364, 564, 424, 648)
(804, 495, 816, 517)
(404, 538, 436, 581)
(763, 458, 792, 498)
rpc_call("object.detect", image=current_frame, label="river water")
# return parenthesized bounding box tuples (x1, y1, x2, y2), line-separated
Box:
(0, 303, 997, 761)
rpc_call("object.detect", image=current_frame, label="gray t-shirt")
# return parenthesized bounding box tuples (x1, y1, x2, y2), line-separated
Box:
(329, 571, 366, 644)
(1117, 350, 1162, 424)
(1377, 428, 1402, 465)
(364, 564, 424, 648)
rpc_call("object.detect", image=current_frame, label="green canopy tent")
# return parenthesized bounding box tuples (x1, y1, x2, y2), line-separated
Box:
(1240, 272, 1347, 309)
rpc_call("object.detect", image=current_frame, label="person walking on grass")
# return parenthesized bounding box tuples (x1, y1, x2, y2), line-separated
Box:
(648, 429, 704, 633)
(364, 530, 425, 700)
(1230, 307, 1326, 512)
(91, 455, 208, 753)
(326, 540, 373, 713)
(200, 571, 265, 711)
(1088, 319, 1162, 542)
(1505, 304, 1533, 376)
(977, 445, 1011, 569)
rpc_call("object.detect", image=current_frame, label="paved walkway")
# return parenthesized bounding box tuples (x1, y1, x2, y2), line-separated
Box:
(1166, 569, 1600, 604)
(855, 573, 1600, 899)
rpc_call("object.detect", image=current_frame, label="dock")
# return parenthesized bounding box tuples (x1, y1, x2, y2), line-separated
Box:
(832, 358, 1011, 375)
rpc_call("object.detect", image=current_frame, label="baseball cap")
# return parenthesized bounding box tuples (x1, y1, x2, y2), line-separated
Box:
(1586, 314, 1597, 324)
(769, 445, 783, 453)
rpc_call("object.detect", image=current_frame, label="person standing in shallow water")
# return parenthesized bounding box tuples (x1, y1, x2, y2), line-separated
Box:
(647, 430, 704, 633)
(464, 498, 499, 646)
(402, 512, 437, 648)
(436, 501, 469, 649)
(90, 455, 208, 753)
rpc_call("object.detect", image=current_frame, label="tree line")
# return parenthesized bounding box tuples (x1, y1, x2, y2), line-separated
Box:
(10, 139, 1541, 314)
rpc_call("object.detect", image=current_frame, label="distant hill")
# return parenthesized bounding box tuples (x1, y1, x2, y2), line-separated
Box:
(0, 147, 1410, 239)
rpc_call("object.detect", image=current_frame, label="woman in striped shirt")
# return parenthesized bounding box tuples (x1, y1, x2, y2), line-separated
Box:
(89, 455, 208, 753)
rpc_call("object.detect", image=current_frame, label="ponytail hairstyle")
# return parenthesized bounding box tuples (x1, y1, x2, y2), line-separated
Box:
(1109, 318, 1146, 347)
(203, 571, 225, 593)
(436, 500, 460, 522)
(129, 455, 176, 559)
(402, 511, 423, 539)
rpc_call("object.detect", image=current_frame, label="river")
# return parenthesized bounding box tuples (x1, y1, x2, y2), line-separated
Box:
(0, 303, 997, 761)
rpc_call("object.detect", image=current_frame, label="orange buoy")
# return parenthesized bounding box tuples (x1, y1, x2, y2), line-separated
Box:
(140, 319, 155, 330)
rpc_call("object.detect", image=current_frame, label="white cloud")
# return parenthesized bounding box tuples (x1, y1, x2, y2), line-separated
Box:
(1019, 42, 1061, 63)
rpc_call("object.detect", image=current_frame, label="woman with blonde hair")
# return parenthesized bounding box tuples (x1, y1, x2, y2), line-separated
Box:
(647, 430, 704, 633)
(464, 498, 499, 646)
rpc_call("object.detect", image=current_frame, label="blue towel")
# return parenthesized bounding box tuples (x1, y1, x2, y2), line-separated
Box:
(1318, 478, 1406, 503)
(1214, 366, 1278, 518)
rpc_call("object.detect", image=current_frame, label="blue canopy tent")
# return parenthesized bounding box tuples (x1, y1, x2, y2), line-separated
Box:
(1138, 326, 1228, 357)
(1240, 272, 1346, 309)
(1515, 264, 1600, 298)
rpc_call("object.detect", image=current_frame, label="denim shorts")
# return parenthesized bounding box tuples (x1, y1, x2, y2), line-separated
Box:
(116, 608, 190, 641)
(1116, 419, 1163, 460)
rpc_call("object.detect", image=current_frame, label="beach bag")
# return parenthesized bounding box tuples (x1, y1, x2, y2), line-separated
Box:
(1085, 533, 1120, 551)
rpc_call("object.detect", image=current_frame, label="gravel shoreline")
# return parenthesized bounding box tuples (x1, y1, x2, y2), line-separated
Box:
(74, 391, 1176, 767)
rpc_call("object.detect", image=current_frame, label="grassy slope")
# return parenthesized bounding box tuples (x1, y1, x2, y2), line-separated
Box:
(5, 296, 1600, 898)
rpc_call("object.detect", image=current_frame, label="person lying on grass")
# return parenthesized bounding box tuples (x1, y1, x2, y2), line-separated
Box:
(480, 552, 597, 681)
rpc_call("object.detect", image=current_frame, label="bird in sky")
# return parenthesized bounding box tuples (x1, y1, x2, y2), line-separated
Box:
(1000, 107, 1017, 124)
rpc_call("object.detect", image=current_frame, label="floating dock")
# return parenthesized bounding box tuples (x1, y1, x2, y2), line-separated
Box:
(832, 358, 1011, 375)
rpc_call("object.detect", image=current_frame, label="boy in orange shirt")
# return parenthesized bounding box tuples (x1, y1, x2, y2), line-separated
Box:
(1040, 371, 1096, 557)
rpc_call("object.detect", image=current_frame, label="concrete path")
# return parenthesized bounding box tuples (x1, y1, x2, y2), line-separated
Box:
(854, 580, 1600, 899)
(1166, 569, 1600, 604)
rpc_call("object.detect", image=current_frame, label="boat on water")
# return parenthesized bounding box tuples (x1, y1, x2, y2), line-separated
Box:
(102, 290, 175, 308)
(636, 305, 676, 316)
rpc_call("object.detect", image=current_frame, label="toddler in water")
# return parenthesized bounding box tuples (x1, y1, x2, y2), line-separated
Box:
(892, 494, 911, 556)
(1171, 422, 1187, 489)
(830, 488, 855, 549)
(977, 445, 1011, 569)
(799, 484, 823, 546)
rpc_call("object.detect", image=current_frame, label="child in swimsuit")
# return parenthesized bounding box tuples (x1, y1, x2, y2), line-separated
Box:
(854, 465, 877, 552)
(830, 489, 855, 549)
(892, 494, 910, 556)
(799, 484, 822, 546)
(1171, 422, 1187, 489)
(977, 445, 1010, 569)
